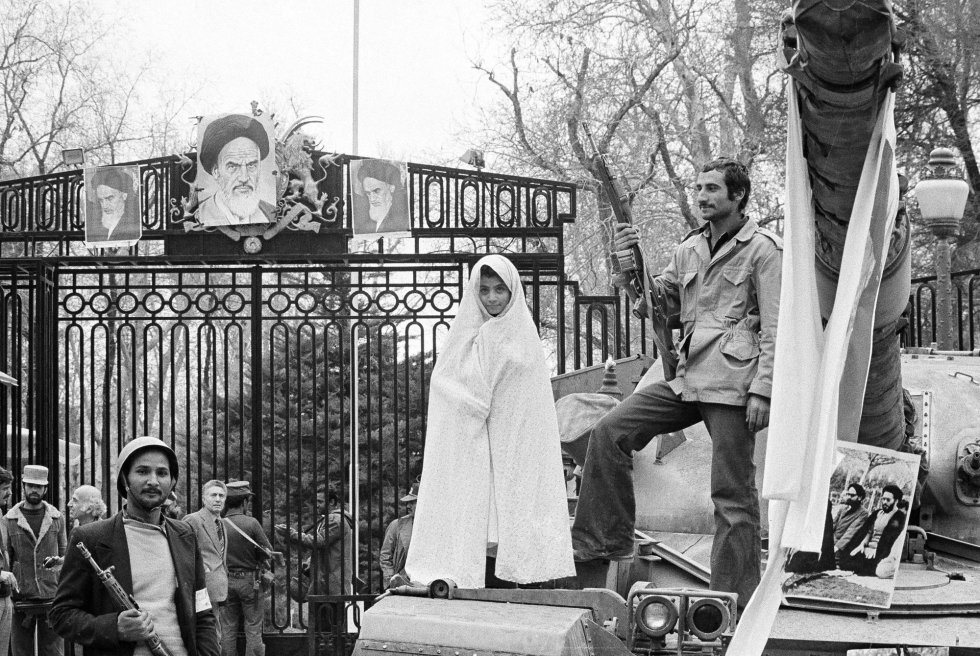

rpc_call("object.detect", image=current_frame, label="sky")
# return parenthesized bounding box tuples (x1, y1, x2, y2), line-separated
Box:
(121, 0, 500, 165)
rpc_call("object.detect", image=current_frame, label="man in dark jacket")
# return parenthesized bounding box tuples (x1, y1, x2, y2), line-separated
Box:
(838, 484, 908, 577)
(221, 481, 274, 656)
(275, 484, 353, 595)
(50, 436, 220, 656)
(4, 464, 67, 656)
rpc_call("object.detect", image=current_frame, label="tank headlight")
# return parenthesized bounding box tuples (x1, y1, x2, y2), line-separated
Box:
(428, 578, 457, 599)
(635, 595, 678, 637)
(686, 597, 729, 641)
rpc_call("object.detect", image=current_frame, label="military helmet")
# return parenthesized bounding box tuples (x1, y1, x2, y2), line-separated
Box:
(116, 436, 179, 499)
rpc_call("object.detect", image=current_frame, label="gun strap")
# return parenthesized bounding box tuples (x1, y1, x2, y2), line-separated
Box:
(223, 518, 275, 561)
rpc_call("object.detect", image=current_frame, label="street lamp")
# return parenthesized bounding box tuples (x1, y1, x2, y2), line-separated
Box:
(915, 147, 970, 349)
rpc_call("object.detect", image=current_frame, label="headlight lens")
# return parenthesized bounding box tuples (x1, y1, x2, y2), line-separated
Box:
(635, 595, 678, 637)
(686, 597, 729, 640)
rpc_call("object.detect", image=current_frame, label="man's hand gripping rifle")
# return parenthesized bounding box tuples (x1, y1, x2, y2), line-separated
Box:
(75, 541, 175, 656)
(582, 123, 679, 380)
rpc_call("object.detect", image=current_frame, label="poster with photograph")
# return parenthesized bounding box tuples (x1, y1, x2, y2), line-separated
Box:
(781, 441, 920, 609)
(83, 165, 143, 248)
(350, 158, 410, 237)
(195, 113, 278, 227)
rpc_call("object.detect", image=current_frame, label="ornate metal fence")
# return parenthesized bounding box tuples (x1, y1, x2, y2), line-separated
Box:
(908, 268, 980, 351)
(0, 153, 655, 650)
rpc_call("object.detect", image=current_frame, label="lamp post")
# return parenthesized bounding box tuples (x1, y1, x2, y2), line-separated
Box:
(915, 147, 970, 349)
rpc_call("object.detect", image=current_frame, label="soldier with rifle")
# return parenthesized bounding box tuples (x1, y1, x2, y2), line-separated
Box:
(572, 154, 782, 611)
(50, 437, 220, 656)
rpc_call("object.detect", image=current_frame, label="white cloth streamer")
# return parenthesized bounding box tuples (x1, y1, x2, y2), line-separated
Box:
(728, 79, 899, 653)
(405, 254, 575, 587)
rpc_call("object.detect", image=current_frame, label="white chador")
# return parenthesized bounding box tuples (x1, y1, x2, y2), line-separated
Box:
(405, 254, 575, 587)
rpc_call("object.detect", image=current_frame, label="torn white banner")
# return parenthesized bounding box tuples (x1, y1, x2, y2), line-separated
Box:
(727, 78, 899, 653)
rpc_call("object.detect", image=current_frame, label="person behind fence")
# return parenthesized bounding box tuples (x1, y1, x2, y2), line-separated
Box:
(379, 484, 418, 589)
(221, 481, 275, 656)
(275, 484, 353, 595)
(183, 481, 228, 641)
(405, 254, 575, 588)
(4, 464, 67, 656)
(68, 485, 107, 529)
(0, 466, 19, 656)
(49, 436, 219, 656)
(571, 158, 781, 610)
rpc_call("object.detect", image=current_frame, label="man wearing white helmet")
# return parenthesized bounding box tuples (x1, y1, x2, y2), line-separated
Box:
(50, 437, 219, 656)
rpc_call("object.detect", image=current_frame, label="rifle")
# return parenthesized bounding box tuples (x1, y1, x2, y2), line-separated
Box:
(75, 542, 175, 656)
(581, 123, 679, 380)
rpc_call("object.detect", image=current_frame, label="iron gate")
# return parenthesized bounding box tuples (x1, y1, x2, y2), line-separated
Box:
(1, 151, 662, 646)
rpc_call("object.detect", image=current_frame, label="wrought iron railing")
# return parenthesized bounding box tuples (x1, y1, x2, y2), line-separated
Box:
(0, 151, 656, 655)
(908, 268, 980, 351)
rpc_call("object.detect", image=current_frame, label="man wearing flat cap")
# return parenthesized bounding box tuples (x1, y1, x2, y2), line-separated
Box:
(4, 464, 67, 656)
(220, 481, 274, 656)
(85, 166, 141, 244)
(197, 114, 277, 227)
(379, 483, 418, 589)
(50, 437, 219, 656)
(351, 158, 409, 235)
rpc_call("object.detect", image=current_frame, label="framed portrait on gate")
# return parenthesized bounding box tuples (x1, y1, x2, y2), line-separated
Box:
(350, 158, 410, 237)
(83, 165, 142, 248)
(195, 113, 278, 227)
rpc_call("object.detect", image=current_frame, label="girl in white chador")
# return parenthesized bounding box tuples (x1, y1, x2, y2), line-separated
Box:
(405, 254, 575, 587)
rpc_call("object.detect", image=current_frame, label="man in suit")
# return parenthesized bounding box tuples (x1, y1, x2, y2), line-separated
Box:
(351, 159, 409, 235)
(196, 114, 277, 227)
(183, 481, 228, 639)
(85, 168, 140, 244)
(838, 484, 908, 577)
(50, 436, 220, 656)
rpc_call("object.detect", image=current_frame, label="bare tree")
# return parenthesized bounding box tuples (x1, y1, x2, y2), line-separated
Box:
(474, 0, 786, 299)
(894, 0, 980, 272)
(1, 0, 197, 178)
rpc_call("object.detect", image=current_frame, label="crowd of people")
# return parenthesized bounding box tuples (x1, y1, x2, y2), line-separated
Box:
(0, 438, 357, 656)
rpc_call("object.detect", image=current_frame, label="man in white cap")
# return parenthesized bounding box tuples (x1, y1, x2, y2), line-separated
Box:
(50, 436, 219, 656)
(3, 464, 67, 656)
(379, 483, 418, 589)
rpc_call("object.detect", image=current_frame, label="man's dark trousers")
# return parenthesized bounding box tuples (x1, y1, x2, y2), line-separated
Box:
(571, 379, 761, 606)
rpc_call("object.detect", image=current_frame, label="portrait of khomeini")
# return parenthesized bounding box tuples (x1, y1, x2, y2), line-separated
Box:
(84, 165, 142, 246)
(196, 113, 278, 227)
(350, 158, 410, 236)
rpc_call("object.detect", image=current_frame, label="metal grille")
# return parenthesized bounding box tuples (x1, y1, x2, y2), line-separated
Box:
(1, 154, 653, 652)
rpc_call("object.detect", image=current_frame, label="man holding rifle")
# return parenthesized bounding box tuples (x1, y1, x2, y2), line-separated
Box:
(572, 158, 781, 609)
(50, 437, 219, 656)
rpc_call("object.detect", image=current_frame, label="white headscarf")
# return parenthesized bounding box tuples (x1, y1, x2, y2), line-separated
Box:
(405, 254, 575, 586)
